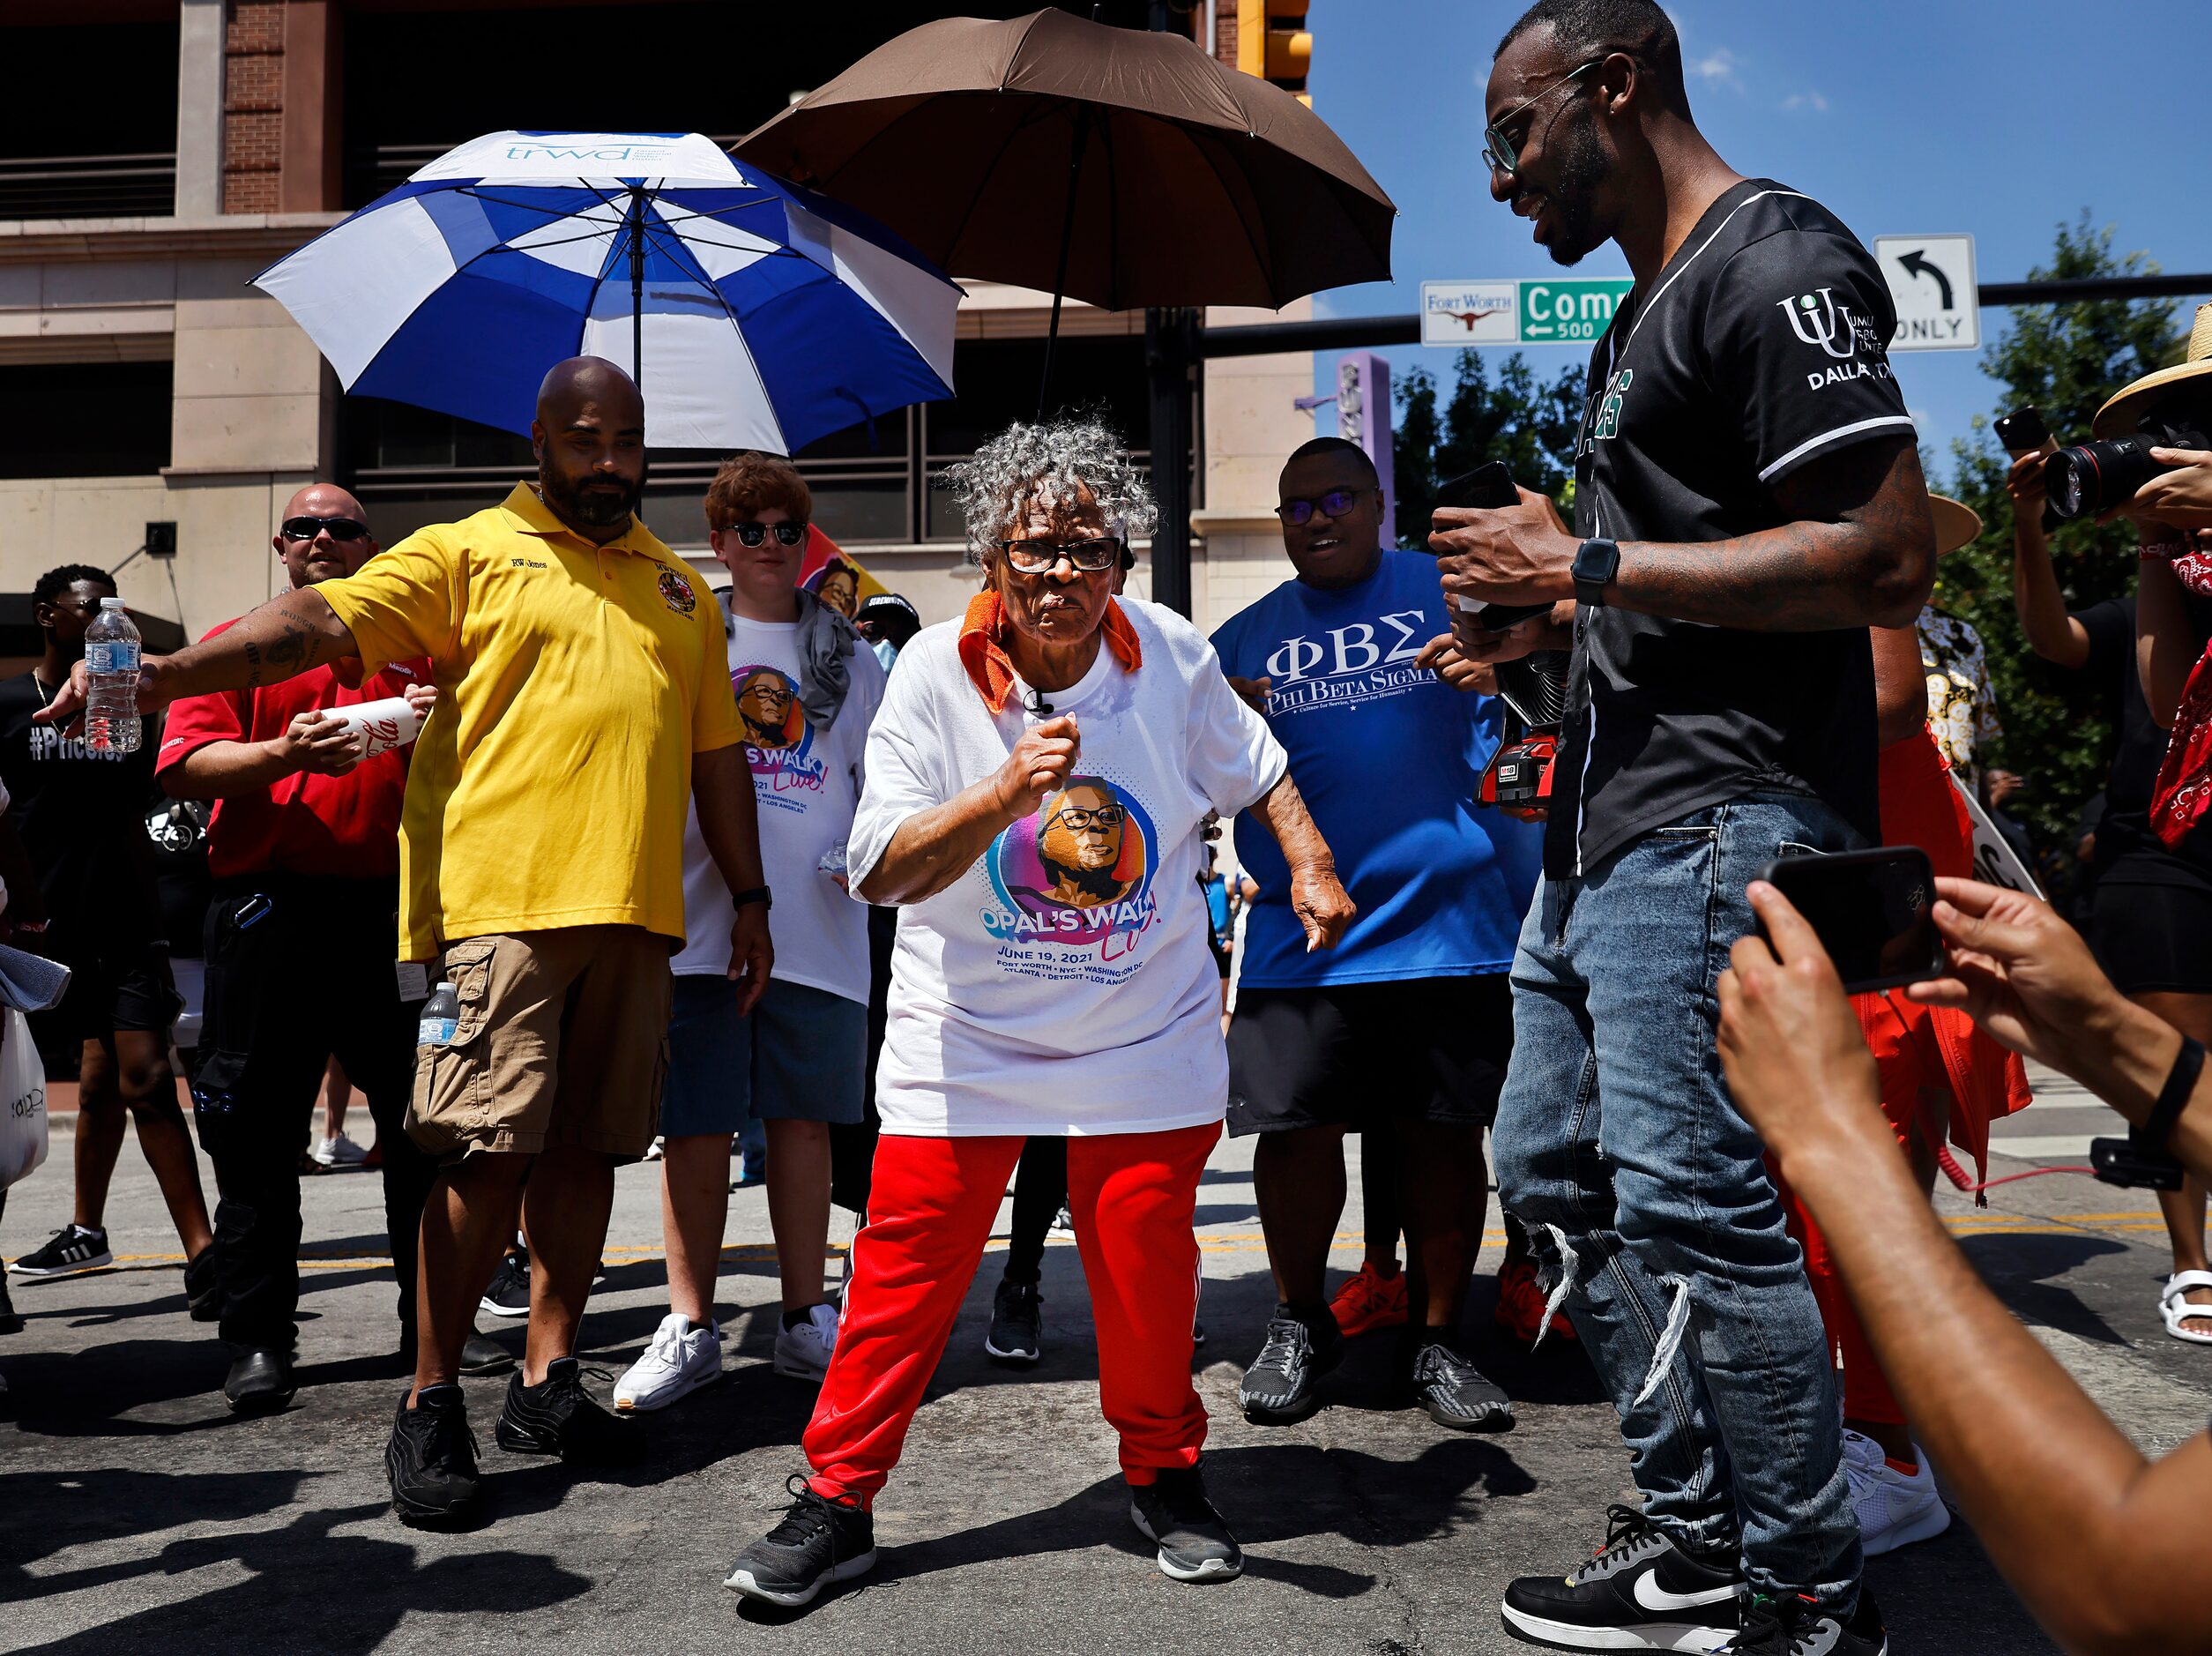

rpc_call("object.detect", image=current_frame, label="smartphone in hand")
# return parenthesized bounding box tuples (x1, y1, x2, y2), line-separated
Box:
(1754, 847, 1944, 995)
(1433, 463, 1553, 627)
(1994, 406, 2054, 459)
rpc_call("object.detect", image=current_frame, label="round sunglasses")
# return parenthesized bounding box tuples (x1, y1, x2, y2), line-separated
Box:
(721, 521, 810, 547)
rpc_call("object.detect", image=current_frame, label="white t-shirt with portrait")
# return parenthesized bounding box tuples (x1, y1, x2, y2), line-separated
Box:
(673, 601, 885, 1003)
(848, 598, 1287, 1137)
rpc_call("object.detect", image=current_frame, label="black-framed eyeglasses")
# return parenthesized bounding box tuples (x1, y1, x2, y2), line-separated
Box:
(1277, 486, 1374, 527)
(721, 521, 809, 547)
(1000, 537, 1123, 574)
(1481, 57, 1605, 179)
(281, 515, 369, 543)
(1050, 802, 1127, 832)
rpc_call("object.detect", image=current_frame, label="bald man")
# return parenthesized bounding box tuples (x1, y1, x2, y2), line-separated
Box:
(158, 483, 463, 1411)
(48, 359, 772, 1525)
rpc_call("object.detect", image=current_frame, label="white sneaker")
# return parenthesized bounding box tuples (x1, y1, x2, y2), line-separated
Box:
(312, 1131, 369, 1167)
(1842, 1428, 1950, 1555)
(614, 1312, 723, 1412)
(772, 1302, 839, 1381)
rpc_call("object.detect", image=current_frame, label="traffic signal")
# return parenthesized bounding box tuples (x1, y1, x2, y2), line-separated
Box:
(1236, 0, 1312, 106)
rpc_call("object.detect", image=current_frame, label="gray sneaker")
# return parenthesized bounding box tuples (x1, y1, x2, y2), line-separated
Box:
(1237, 1310, 1342, 1423)
(1411, 1342, 1514, 1431)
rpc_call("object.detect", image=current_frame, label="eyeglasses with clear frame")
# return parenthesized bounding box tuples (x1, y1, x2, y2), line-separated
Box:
(1481, 57, 1605, 179)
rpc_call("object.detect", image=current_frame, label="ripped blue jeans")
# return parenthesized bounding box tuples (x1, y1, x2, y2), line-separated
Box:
(1493, 794, 1861, 1607)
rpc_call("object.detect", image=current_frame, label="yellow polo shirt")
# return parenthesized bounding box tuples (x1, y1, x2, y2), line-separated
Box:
(319, 481, 741, 959)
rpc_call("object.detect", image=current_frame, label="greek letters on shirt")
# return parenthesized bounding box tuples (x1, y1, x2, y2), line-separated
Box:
(1258, 607, 1432, 716)
(980, 773, 1162, 984)
(732, 663, 827, 811)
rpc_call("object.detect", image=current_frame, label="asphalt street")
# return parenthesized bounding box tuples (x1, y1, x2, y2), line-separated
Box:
(2, 1071, 2205, 1654)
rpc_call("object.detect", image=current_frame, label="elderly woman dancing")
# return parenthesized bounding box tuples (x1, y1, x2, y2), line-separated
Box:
(724, 418, 1354, 1607)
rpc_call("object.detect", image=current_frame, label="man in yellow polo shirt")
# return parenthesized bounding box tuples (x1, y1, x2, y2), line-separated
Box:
(42, 356, 772, 1529)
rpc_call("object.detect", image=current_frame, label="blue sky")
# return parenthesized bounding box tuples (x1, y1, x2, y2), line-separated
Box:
(1304, 0, 2212, 482)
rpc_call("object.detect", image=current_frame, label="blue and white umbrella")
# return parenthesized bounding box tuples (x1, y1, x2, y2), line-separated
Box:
(252, 130, 959, 453)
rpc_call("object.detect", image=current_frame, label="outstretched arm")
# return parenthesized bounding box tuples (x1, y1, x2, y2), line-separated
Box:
(1720, 881, 2212, 1656)
(39, 588, 359, 726)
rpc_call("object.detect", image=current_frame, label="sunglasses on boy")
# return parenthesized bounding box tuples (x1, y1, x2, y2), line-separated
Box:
(721, 521, 810, 548)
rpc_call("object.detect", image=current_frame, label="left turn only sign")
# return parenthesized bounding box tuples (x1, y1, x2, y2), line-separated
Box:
(1873, 234, 1978, 353)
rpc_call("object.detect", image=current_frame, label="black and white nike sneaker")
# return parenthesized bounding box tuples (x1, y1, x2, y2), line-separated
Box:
(8, 1224, 113, 1279)
(1501, 1503, 1744, 1652)
(1723, 1591, 1887, 1655)
(1238, 1308, 1342, 1423)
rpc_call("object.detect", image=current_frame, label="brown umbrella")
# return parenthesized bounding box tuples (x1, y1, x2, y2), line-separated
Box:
(734, 8, 1395, 325)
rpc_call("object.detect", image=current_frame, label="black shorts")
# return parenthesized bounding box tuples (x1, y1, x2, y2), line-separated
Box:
(1225, 974, 1513, 1137)
(2086, 877, 2212, 996)
(28, 945, 181, 1067)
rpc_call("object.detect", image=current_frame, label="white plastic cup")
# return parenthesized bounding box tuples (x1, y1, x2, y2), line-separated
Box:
(332, 696, 422, 759)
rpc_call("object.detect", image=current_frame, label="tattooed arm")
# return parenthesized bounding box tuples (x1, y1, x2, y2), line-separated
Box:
(1431, 437, 1935, 632)
(35, 587, 358, 726)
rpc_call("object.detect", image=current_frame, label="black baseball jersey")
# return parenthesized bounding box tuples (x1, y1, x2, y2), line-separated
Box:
(1546, 179, 1913, 879)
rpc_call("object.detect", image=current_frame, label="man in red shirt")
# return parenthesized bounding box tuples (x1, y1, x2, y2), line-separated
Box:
(157, 483, 447, 1412)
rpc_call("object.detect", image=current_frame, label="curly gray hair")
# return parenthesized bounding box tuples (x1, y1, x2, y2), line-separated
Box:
(940, 417, 1160, 569)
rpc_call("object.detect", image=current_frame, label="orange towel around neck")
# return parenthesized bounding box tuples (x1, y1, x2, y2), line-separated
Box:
(957, 590, 1142, 713)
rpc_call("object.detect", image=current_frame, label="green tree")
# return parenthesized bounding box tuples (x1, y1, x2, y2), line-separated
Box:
(1393, 349, 1583, 549)
(1939, 214, 2184, 867)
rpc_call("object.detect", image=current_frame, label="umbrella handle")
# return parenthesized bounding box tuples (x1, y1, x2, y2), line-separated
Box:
(1037, 105, 1091, 422)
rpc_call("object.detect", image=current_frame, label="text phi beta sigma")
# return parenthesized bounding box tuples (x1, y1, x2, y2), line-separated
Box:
(1263, 609, 1431, 683)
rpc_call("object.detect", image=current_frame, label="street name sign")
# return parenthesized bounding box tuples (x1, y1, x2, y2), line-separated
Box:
(1873, 234, 1978, 352)
(1421, 278, 1634, 347)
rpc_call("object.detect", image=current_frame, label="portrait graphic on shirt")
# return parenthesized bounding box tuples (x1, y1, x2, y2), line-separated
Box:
(986, 773, 1159, 963)
(733, 665, 825, 809)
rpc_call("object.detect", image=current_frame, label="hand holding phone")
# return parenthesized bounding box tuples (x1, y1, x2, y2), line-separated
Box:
(1753, 847, 1944, 995)
(1432, 464, 1553, 627)
(1994, 406, 2056, 459)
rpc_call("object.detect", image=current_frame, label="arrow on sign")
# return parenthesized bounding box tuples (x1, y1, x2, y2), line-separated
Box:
(1896, 249, 1955, 310)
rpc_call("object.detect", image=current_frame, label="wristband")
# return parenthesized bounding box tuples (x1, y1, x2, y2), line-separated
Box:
(2141, 1034, 2205, 1153)
(2140, 541, 2187, 562)
(729, 886, 772, 912)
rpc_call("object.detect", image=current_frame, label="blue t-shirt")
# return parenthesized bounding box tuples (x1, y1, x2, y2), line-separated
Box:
(1202, 871, 1232, 940)
(1210, 550, 1541, 987)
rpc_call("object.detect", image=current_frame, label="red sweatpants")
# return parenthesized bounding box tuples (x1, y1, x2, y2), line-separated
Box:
(803, 1122, 1218, 1506)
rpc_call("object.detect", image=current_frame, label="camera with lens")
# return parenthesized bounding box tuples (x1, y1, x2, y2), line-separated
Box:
(2089, 1130, 2187, 1191)
(2044, 411, 2210, 522)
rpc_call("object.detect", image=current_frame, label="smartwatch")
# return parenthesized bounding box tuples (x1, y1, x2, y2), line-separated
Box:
(1573, 538, 1621, 608)
(730, 886, 772, 912)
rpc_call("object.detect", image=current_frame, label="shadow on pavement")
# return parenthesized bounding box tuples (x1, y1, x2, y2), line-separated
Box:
(9, 1501, 591, 1654)
(1957, 1231, 2132, 1347)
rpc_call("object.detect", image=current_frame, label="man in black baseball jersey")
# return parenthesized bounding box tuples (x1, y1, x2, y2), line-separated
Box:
(1435, 4, 1934, 1652)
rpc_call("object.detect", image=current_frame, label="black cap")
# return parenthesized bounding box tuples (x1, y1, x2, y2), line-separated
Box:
(854, 592, 921, 646)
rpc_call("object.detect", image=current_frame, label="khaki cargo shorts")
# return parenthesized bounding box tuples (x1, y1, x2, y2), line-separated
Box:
(407, 925, 674, 1162)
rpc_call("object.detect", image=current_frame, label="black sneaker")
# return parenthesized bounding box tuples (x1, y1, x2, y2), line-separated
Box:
(8, 1224, 112, 1279)
(1724, 1591, 1887, 1654)
(1411, 1341, 1515, 1432)
(479, 1247, 530, 1318)
(0, 1273, 20, 1335)
(1501, 1504, 1743, 1652)
(1129, 1464, 1242, 1583)
(458, 1330, 517, 1376)
(386, 1385, 481, 1527)
(984, 1279, 1043, 1364)
(1238, 1309, 1342, 1423)
(724, 1473, 877, 1607)
(183, 1245, 220, 1322)
(495, 1356, 641, 1466)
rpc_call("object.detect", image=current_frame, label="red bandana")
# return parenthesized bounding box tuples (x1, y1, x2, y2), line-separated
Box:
(956, 590, 1142, 713)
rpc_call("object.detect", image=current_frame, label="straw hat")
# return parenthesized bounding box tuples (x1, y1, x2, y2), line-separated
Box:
(1929, 493, 1981, 556)
(2094, 302, 2212, 438)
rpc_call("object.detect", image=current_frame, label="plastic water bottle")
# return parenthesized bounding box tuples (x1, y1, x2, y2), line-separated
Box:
(83, 598, 142, 754)
(418, 981, 459, 1048)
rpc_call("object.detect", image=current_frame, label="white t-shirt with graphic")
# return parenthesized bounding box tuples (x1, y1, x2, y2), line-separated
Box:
(849, 599, 1288, 1137)
(673, 603, 885, 1004)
